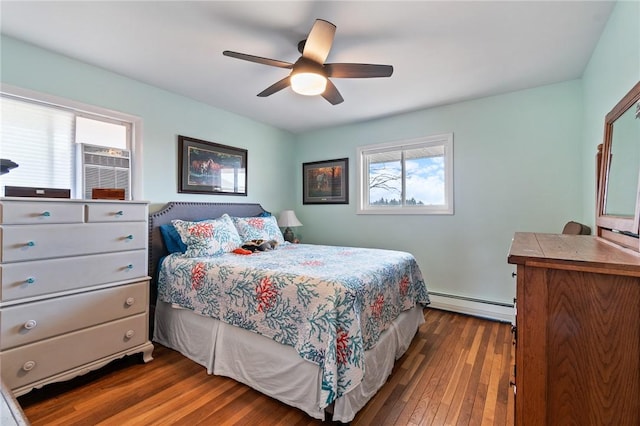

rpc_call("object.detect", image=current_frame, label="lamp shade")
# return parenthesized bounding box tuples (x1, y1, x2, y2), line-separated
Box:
(277, 210, 303, 227)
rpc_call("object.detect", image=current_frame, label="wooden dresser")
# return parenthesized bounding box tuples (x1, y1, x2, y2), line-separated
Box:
(0, 197, 154, 396)
(508, 232, 640, 425)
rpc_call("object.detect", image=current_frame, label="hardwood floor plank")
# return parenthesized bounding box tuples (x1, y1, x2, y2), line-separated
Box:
(407, 315, 467, 425)
(17, 309, 513, 426)
(414, 315, 475, 425)
(456, 323, 495, 425)
(468, 322, 500, 426)
(393, 312, 459, 425)
(493, 326, 513, 426)
(480, 325, 507, 426)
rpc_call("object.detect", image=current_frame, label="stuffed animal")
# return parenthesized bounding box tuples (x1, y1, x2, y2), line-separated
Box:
(241, 239, 279, 252)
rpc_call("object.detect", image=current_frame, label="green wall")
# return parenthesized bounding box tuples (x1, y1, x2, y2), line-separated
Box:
(0, 35, 297, 214)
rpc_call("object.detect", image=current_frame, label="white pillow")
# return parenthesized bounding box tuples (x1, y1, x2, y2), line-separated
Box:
(232, 215, 285, 244)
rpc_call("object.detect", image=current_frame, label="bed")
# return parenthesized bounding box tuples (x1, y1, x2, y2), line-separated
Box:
(148, 201, 430, 422)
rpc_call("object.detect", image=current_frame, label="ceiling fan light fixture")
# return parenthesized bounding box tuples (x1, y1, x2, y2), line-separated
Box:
(290, 57, 327, 96)
(291, 72, 327, 96)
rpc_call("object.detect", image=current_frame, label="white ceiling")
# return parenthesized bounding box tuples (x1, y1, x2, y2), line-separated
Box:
(0, 1, 615, 134)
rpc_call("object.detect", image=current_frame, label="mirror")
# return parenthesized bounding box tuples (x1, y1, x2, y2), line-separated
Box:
(597, 80, 640, 250)
(604, 102, 640, 216)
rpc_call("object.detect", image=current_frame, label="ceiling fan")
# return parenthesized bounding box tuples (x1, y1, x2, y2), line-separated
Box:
(223, 19, 394, 105)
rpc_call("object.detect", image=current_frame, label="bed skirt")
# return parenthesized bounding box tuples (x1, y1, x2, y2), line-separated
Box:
(153, 301, 424, 422)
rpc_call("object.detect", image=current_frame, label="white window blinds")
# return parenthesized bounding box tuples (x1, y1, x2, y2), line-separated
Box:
(0, 96, 75, 192)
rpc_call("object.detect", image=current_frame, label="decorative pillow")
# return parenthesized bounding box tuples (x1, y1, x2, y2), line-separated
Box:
(172, 214, 242, 257)
(232, 215, 285, 245)
(160, 212, 269, 254)
(159, 223, 188, 254)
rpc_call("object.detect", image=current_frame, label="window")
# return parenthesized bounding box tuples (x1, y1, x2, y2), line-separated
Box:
(75, 115, 128, 149)
(357, 133, 454, 214)
(0, 86, 141, 199)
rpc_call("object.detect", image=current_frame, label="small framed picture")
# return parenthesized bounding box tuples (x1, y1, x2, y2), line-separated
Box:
(302, 158, 348, 204)
(178, 135, 247, 195)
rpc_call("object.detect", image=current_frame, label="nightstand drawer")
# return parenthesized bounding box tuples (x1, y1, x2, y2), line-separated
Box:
(86, 203, 147, 223)
(0, 250, 147, 302)
(1, 281, 148, 350)
(1, 222, 146, 262)
(0, 201, 84, 225)
(0, 313, 148, 389)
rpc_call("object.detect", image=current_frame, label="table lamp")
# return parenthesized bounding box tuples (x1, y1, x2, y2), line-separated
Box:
(277, 210, 303, 243)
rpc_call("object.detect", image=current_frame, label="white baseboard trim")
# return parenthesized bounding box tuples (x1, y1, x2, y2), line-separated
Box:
(427, 293, 515, 324)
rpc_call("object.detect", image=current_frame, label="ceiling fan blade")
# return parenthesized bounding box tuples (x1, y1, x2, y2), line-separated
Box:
(322, 80, 344, 105)
(302, 19, 336, 64)
(223, 51, 293, 69)
(257, 76, 291, 97)
(325, 63, 394, 78)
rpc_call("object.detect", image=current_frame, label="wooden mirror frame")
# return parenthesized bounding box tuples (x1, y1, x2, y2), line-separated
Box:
(596, 80, 640, 251)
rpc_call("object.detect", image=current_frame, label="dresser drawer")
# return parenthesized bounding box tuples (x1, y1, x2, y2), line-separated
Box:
(1, 222, 146, 262)
(0, 313, 148, 390)
(1, 250, 147, 302)
(1, 281, 148, 350)
(86, 202, 147, 223)
(0, 201, 84, 225)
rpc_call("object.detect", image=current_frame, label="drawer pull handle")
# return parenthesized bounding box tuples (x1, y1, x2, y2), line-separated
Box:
(22, 361, 36, 371)
(511, 272, 517, 278)
(115, 210, 124, 216)
(125, 235, 134, 240)
(126, 264, 134, 270)
(41, 211, 51, 217)
(25, 277, 35, 285)
(125, 330, 135, 339)
(26, 241, 36, 247)
(125, 297, 135, 306)
(24, 320, 37, 330)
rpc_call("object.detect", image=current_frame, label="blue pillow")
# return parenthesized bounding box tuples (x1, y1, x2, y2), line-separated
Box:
(159, 223, 187, 254)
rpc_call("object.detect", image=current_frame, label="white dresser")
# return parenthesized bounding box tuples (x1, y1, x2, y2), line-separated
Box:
(0, 197, 154, 396)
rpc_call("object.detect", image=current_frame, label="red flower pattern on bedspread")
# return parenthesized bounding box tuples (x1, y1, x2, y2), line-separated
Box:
(399, 275, 410, 296)
(336, 328, 351, 365)
(256, 276, 278, 312)
(191, 262, 206, 290)
(371, 294, 385, 318)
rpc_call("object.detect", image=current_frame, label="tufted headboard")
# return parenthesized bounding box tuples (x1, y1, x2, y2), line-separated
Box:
(148, 201, 267, 297)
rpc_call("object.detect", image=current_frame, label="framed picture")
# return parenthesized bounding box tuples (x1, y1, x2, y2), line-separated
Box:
(178, 135, 247, 195)
(303, 158, 349, 204)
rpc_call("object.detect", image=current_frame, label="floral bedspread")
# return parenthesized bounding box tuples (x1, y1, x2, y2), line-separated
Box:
(157, 243, 429, 407)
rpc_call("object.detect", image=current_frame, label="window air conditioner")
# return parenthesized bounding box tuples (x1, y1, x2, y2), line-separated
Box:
(76, 143, 131, 200)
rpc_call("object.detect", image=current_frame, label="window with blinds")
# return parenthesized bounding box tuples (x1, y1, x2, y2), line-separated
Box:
(0, 94, 130, 197)
(357, 133, 454, 214)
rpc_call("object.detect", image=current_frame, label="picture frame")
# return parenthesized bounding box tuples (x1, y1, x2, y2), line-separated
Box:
(303, 158, 349, 204)
(178, 135, 247, 196)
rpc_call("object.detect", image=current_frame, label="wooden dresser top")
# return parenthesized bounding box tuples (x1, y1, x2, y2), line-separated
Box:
(508, 233, 640, 276)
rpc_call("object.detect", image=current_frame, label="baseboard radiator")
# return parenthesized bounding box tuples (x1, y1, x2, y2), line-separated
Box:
(427, 292, 515, 323)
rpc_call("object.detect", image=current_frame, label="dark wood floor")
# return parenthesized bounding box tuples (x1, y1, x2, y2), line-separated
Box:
(18, 308, 514, 425)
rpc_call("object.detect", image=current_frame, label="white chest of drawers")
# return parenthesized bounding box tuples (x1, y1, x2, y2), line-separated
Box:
(0, 197, 154, 396)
